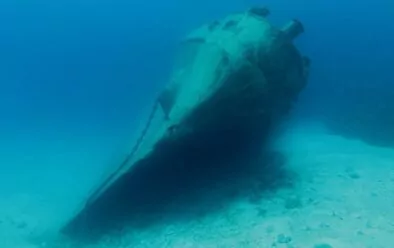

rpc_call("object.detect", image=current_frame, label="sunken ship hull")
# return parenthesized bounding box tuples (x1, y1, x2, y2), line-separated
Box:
(62, 7, 310, 240)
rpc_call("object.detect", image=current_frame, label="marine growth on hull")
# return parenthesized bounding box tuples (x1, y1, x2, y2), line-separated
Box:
(62, 6, 310, 241)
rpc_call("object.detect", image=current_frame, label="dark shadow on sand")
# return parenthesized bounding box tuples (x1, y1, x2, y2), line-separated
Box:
(324, 117, 394, 148)
(316, 90, 394, 148)
(62, 124, 293, 243)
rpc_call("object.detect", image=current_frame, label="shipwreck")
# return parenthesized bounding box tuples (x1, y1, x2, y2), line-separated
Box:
(62, 6, 310, 240)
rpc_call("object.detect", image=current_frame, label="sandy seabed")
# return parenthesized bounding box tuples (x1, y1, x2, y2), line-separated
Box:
(1, 121, 394, 248)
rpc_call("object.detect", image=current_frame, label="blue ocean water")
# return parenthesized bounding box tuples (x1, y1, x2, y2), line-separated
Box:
(0, 0, 393, 247)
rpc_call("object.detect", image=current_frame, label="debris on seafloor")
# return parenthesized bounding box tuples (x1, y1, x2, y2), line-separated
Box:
(62, 6, 310, 241)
